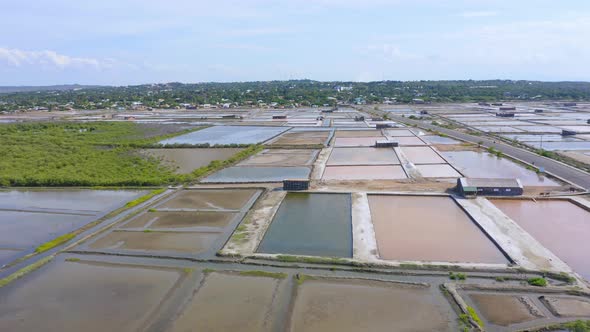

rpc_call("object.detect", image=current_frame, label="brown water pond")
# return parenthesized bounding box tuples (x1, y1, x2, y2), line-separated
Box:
(468, 293, 543, 327)
(167, 272, 281, 332)
(89, 231, 220, 254)
(368, 195, 508, 263)
(0, 259, 184, 332)
(289, 278, 454, 332)
(491, 199, 590, 281)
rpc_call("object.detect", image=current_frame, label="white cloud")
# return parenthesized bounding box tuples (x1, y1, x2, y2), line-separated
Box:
(459, 11, 498, 18)
(0, 48, 111, 69)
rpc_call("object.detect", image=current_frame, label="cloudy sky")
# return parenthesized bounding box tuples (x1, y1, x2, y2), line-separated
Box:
(1, 0, 589, 85)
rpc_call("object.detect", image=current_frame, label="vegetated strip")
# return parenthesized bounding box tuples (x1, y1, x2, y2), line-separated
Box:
(34, 232, 77, 254)
(125, 188, 167, 208)
(0, 256, 53, 288)
(238, 270, 288, 279)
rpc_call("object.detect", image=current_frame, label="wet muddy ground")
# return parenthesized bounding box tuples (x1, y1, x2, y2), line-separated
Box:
(368, 195, 508, 263)
(239, 149, 319, 167)
(202, 166, 311, 183)
(491, 199, 590, 281)
(269, 131, 331, 146)
(322, 165, 408, 180)
(334, 137, 385, 147)
(327, 148, 399, 166)
(0, 259, 185, 332)
(140, 148, 243, 173)
(290, 278, 454, 332)
(158, 189, 258, 210)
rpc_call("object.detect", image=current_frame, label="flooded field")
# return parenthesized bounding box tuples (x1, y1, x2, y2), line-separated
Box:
(159, 126, 288, 145)
(468, 293, 543, 327)
(202, 166, 310, 183)
(0, 259, 184, 332)
(240, 149, 318, 166)
(123, 211, 236, 229)
(383, 129, 415, 137)
(541, 296, 590, 317)
(399, 146, 446, 164)
(269, 131, 331, 146)
(420, 135, 460, 144)
(167, 272, 281, 332)
(89, 230, 220, 253)
(442, 151, 559, 186)
(368, 195, 508, 263)
(415, 164, 461, 178)
(526, 141, 590, 151)
(257, 193, 352, 257)
(388, 136, 426, 145)
(334, 137, 384, 147)
(0, 190, 144, 265)
(322, 165, 407, 180)
(290, 278, 454, 331)
(159, 189, 258, 210)
(491, 199, 590, 280)
(335, 130, 383, 137)
(327, 148, 399, 165)
(140, 148, 243, 173)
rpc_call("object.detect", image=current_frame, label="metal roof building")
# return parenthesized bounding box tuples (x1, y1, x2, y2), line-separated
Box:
(457, 178, 523, 197)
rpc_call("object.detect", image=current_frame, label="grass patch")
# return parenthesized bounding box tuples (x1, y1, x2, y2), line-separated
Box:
(495, 276, 506, 282)
(202, 268, 216, 274)
(239, 270, 288, 279)
(183, 267, 194, 274)
(449, 272, 467, 280)
(143, 229, 153, 233)
(276, 255, 349, 265)
(65, 257, 81, 262)
(0, 256, 53, 288)
(528, 277, 548, 287)
(34, 232, 76, 254)
(466, 306, 484, 328)
(148, 208, 157, 212)
(125, 188, 166, 208)
(399, 263, 421, 269)
(563, 320, 590, 332)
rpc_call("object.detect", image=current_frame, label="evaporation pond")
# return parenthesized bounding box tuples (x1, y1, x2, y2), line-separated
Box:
(442, 151, 559, 186)
(159, 126, 288, 145)
(290, 278, 454, 332)
(0, 190, 144, 264)
(140, 148, 243, 173)
(368, 195, 507, 263)
(123, 211, 236, 229)
(257, 193, 352, 257)
(167, 272, 281, 332)
(202, 166, 310, 183)
(491, 199, 590, 281)
(327, 148, 399, 165)
(0, 259, 184, 332)
(467, 293, 543, 327)
(322, 165, 407, 180)
(89, 230, 220, 254)
(399, 147, 446, 164)
(159, 189, 258, 210)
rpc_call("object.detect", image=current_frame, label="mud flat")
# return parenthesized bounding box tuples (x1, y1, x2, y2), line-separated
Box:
(202, 166, 310, 183)
(257, 193, 352, 257)
(491, 199, 590, 281)
(386, 136, 426, 146)
(540, 296, 590, 317)
(420, 135, 460, 145)
(123, 211, 236, 229)
(167, 272, 281, 332)
(159, 189, 258, 210)
(334, 137, 384, 147)
(89, 230, 220, 254)
(327, 148, 400, 166)
(269, 131, 331, 146)
(442, 151, 559, 186)
(289, 278, 454, 332)
(468, 293, 543, 327)
(399, 146, 446, 164)
(0, 259, 184, 332)
(368, 195, 508, 263)
(383, 129, 415, 137)
(239, 149, 318, 167)
(140, 148, 243, 173)
(335, 130, 384, 137)
(322, 165, 407, 180)
(414, 164, 461, 178)
(159, 126, 288, 145)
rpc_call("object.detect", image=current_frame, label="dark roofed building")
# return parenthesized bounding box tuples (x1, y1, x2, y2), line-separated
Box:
(457, 178, 523, 197)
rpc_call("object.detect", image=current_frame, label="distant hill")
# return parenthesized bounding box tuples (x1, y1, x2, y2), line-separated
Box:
(0, 84, 103, 93)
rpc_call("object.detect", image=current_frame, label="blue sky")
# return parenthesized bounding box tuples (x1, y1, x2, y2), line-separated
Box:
(1, 0, 589, 85)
